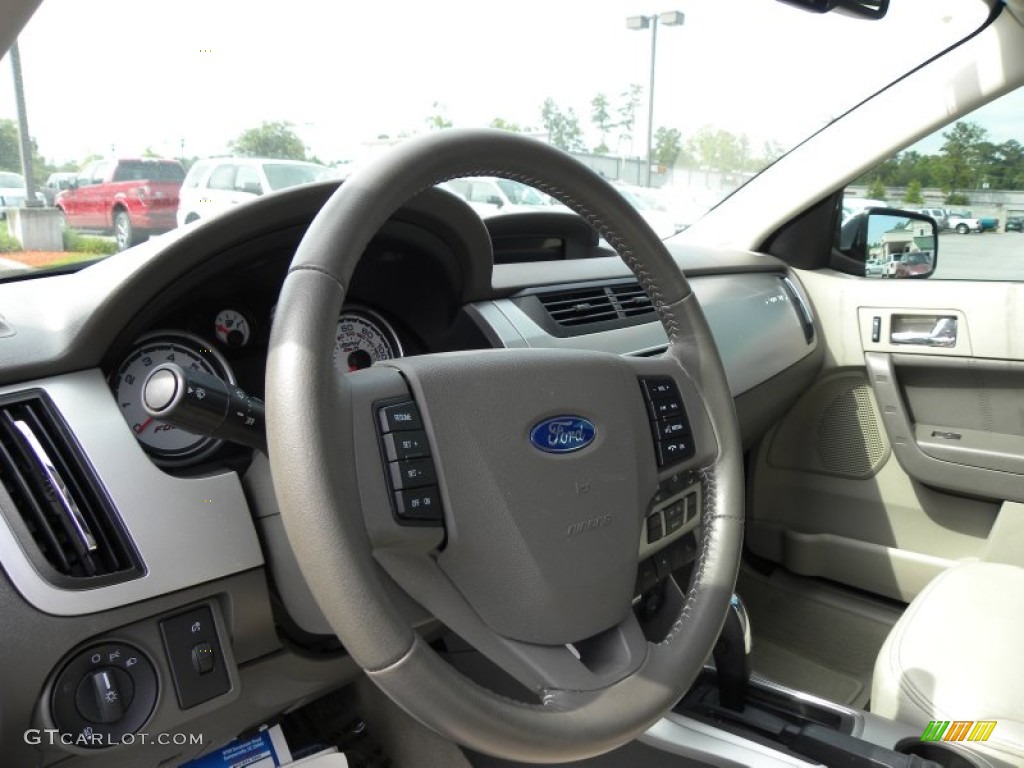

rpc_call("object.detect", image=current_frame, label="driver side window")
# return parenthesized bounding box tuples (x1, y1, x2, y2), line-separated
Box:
(845, 85, 1024, 281)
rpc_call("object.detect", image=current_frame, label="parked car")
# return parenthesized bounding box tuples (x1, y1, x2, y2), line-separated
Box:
(1006, 215, 1024, 232)
(176, 157, 331, 227)
(894, 250, 934, 277)
(865, 257, 886, 276)
(0, 171, 42, 217)
(946, 210, 982, 233)
(55, 158, 186, 250)
(438, 176, 565, 218)
(40, 171, 76, 206)
(916, 206, 950, 229)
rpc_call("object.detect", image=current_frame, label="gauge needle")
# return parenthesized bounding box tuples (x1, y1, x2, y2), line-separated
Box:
(135, 417, 154, 434)
(216, 324, 231, 336)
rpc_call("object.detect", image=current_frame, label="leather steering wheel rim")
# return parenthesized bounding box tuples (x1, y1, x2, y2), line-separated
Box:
(266, 128, 744, 763)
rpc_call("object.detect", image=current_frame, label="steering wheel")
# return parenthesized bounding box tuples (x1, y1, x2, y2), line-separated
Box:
(266, 129, 743, 763)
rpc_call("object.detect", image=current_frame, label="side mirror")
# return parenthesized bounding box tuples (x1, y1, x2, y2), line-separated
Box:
(838, 208, 938, 279)
(239, 182, 263, 196)
(486, 195, 504, 208)
(68, 179, 79, 190)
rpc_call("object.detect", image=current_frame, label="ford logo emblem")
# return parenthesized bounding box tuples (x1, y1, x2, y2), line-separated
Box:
(529, 416, 597, 454)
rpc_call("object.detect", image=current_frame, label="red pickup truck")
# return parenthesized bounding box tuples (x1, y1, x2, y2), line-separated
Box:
(55, 158, 186, 251)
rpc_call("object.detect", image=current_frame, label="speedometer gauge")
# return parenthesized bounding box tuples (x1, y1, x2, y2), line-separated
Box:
(334, 308, 403, 373)
(111, 331, 235, 465)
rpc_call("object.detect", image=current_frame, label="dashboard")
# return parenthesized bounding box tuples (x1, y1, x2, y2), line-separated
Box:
(0, 179, 821, 766)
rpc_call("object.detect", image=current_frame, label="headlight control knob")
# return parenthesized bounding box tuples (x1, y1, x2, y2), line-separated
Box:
(50, 642, 157, 749)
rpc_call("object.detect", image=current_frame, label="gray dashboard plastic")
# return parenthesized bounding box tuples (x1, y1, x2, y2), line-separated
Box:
(477, 271, 818, 397)
(0, 370, 264, 616)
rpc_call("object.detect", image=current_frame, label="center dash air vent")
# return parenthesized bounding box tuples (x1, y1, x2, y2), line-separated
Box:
(0, 393, 142, 586)
(538, 281, 654, 327)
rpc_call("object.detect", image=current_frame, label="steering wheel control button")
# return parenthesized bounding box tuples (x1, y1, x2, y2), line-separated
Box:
(641, 378, 677, 400)
(394, 487, 442, 521)
(655, 417, 689, 440)
(646, 397, 683, 421)
(191, 642, 215, 675)
(646, 513, 664, 544)
(389, 458, 437, 490)
(375, 398, 444, 526)
(639, 377, 695, 468)
(382, 430, 429, 461)
(51, 642, 158, 748)
(159, 605, 231, 709)
(378, 401, 423, 433)
(664, 501, 686, 534)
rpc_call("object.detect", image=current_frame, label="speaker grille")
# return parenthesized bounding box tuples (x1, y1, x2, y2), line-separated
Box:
(816, 384, 886, 476)
(768, 374, 889, 479)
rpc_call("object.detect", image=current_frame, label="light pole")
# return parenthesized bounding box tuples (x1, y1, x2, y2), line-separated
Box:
(626, 11, 684, 187)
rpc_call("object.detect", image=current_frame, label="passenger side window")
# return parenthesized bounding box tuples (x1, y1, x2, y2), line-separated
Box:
(845, 86, 1024, 281)
(207, 165, 237, 191)
(234, 166, 262, 193)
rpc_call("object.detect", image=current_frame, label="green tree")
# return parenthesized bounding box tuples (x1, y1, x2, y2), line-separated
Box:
(590, 93, 613, 154)
(229, 121, 307, 160)
(937, 120, 987, 197)
(425, 102, 453, 131)
(489, 117, 524, 133)
(0, 118, 52, 185)
(616, 84, 644, 155)
(903, 179, 925, 205)
(652, 126, 682, 167)
(686, 126, 753, 174)
(540, 99, 584, 152)
(866, 177, 887, 200)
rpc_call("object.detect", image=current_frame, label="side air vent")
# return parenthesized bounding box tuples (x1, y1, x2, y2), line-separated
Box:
(0, 393, 142, 586)
(538, 282, 654, 327)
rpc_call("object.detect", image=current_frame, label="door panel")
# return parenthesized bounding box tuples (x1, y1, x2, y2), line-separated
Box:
(748, 270, 1024, 602)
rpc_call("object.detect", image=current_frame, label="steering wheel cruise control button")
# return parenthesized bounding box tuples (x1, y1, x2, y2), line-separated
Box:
(378, 401, 423, 433)
(382, 430, 429, 461)
(375, 398, 444, 526)
(388, 458, 437, 490)
(394, 487, 442, 521)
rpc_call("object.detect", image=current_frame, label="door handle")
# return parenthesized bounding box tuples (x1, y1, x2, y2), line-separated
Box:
(890, 315, 957, 347)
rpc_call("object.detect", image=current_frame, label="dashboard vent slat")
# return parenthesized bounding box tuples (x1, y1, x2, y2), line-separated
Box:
(537, 282, 656, 327)
(0, 395, 141, 584)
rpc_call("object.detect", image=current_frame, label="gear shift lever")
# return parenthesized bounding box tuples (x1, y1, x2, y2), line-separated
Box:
(713, 594, 752, 712)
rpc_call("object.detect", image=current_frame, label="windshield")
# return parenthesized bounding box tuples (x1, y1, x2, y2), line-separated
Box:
(0, 0, 989, 276)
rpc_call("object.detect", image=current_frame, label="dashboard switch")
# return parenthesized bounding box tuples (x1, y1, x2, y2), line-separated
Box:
(191, 642, 215, 675)
(378, 401, 422, 433)
(159, 605, 231, 709)
(76, 667, 133, 724)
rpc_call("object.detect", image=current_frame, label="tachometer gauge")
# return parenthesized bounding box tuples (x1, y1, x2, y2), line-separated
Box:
(334, 308, 403, 373)
(111, 331, 236, 465)
(214, 308, 251, 348)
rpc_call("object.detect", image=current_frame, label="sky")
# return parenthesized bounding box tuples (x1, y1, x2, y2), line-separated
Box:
(0, 0, 1002, 169)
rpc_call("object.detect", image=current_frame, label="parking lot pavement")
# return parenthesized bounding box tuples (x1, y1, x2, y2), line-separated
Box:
(932, 231, 1024, 281)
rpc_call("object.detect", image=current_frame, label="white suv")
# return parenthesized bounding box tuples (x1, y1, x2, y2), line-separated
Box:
(176, 157, 330, 226)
